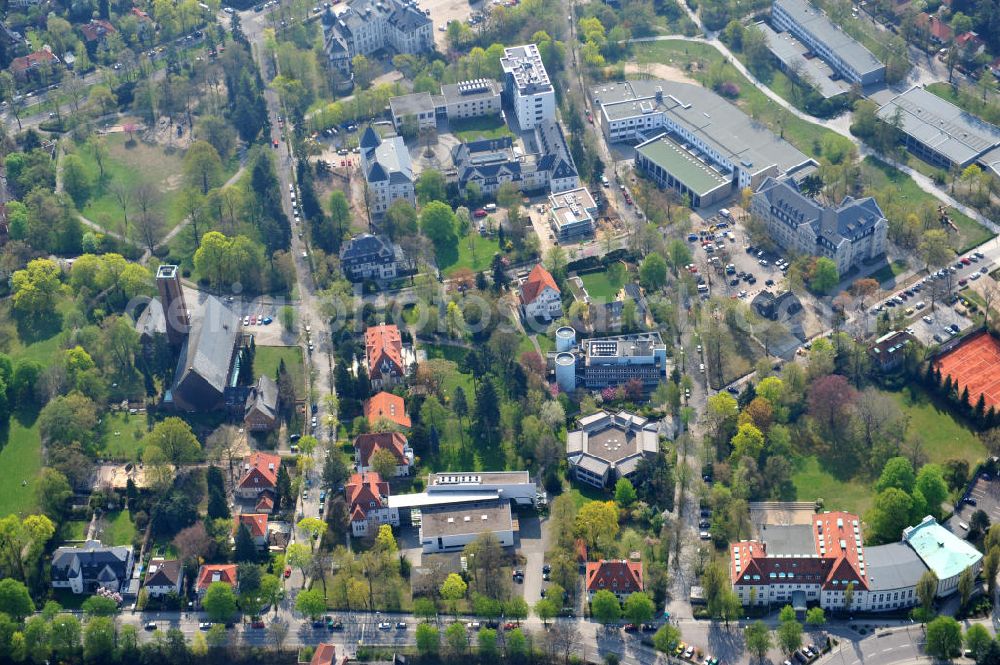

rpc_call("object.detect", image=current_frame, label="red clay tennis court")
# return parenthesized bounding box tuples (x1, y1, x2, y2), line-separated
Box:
(934, 332, 1000, 410)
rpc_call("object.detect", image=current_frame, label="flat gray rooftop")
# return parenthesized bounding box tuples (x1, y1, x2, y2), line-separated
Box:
(864, 542, 928, 591)
(774, 0, 884, 77)
(756, 22, 850, 99)
(420, 500, 513, 538)
(877, 85, 1000, 166)
(760, 524, 816, 556)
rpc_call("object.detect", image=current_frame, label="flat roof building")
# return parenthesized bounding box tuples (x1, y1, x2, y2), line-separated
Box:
(903, 516, 983, 597)
(501, 44, 555, 130)
(877, 85, 1000, 177)
(549, 187, 597, 241)
(389, 92, 439, 131)
(566, 410, 660, 489)
(756, 21, 851, 99)
(771, 0, 885, 87)
(419, 498, 515, 552)
(591, 80, 812, 203)
(427, 471, 537, 505)
(441, 79, 502, 121)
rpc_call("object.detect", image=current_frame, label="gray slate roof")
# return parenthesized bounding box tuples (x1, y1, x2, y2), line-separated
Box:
(52, 541, 132, 584)
(173, 295, 241, 407)
(774, 0, 884, 77)
(246, 374, 279, 422)
(760, 524, 816, 556)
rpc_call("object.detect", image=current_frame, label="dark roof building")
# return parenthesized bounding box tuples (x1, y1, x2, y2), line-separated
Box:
(244, 374, 279, 431)
(339, 233, 412, 282)
(51, 541, 134, 595)
(869, 330, 916, 371)
(170, 295, 243, 411)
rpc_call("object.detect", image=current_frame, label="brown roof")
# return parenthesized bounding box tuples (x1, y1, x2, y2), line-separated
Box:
(520, 264, 560, 305)
(585, 560, 643, 594)
(238, 452, 281, 490)
(236, 513, 268, 538)
(365, 324, 404, 377)
(364, 392, 411, 428)
(79, 19, 117, 42)
(354, 431, 409, 466)
(196, 564, 238, 591)
(255, 491, 275, 512)
(311, 643, 338, 665)
(144, 558, 181, 588)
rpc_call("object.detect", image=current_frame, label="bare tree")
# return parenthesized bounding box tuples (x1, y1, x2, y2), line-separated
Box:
(547, 622, 580, 665)
(110, 181, 132, 233)
(132, 183, 163, 252)
(207, 425, 243, 485)
(266, 620, 289, 651)
(983, 281, 999, 330)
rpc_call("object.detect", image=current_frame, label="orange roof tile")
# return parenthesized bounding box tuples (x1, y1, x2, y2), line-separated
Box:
(365, 324, 404, 377)
(354, 431, 409, 466)
(235, 513, 268, 538)
(196, 564, 238, 591)
(585, 560, 643, 594)
(520, 264, 560, 305)
(364, 392, 411, 428)
(311, 643, 337, 665)
(238, 452, 281, 490)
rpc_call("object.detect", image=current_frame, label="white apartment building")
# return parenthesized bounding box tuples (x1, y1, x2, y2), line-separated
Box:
(500, 44, 556, 130)
(359, 126, 416, 216)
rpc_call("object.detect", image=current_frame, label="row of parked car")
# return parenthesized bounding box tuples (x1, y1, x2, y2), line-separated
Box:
(782, 641, 823, 664)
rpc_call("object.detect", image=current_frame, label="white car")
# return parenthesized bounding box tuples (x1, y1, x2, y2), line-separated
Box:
(378, 622, 392, 630)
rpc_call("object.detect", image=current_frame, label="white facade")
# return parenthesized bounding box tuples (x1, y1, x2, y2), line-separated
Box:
(419, 500, 515, 552)
(443, 80, 502, 120)
(523, 286, 562, 319)
(501, 44, 555, 130)
(426, 472, 537, 506)
(351, 505, 400, 537)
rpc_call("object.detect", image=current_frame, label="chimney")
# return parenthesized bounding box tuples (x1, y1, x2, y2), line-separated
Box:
(156, 265, 190, 347)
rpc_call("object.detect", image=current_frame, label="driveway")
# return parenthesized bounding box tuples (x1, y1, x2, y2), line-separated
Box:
(515, 513, 549, 605)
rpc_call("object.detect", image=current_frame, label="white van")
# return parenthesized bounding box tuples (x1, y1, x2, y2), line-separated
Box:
(484, 203, 497, 213)
(719, 208, 731, 219)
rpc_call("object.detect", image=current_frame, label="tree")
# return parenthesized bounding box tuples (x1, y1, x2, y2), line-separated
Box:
(639, 253, 668, 291)
(958, 565, 974, 611)
(919, 229, 953, 272)
(614, 478, 637, 507)
(297, 517, 328, 551)
(534, 597, 558, 624)
(62, 154, 92, 207)
(445, 621, 468, 657)
(83, 615, 115, 663)
(504, 596, 529, 623)
(574, 501, 619, 552)
(374, 524, 397, 553)
(777, 619, 803, 655)
(142, 417, 201, 466)
(11, 259, 63, 326)
(440, 573, 467, 614)
(805, 607, 826, 627)
(653, 624, 682, 653)
(731, 422, 765, 462)
(915, 464, 948, 519)
(810, 257, 839, 294)
(867, 487, 914, 543)
(925, 616, 962, 660)
(184, 140, 224, 194)
(50, 614, 81, 661)
(416, 169, 447, 204)
(0, 579, 33, 621)
(202, 582, 237, 622)
(280, 306, 296, 333)
(81, 594, 118, 617)
(876, 457, 916, 493)
(370, 447, 399, 480)
(415, 622, 440, 656)
(295, 588, 326, 619)
(622, 592, 654, 625)
(420, 201, 457, 251)
(964, 624, 992, 663)
(985, 547, 1000, 597)
(591, 589, 622, 625)
(478, 627, 499, 662)
(744, 621, 772, 661)
(234, 525, 258, 563)
(916, 570, 939, 616)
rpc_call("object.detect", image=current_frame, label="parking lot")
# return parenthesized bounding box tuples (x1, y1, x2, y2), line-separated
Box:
(421, 0, 479, 48)
(946, 474, 1000, 537)
(895, 300, 973, 346)
(687, 212, 788, 302)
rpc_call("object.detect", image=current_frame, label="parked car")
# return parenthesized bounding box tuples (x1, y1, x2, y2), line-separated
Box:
(377, 622, 392, 630)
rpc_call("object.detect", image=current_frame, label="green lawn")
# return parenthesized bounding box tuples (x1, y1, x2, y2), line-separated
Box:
(861, 157, 995, 252)
(792, 455, 876, 516)
(0, 418, 43, 517)
(65, 521, 89, 541)
(71, 134, 190, 238)
(96, 511, 137, 547)
(890, 388, 986, 466)
(580, 269, 625, 300)
(255, 346, 306, 395)
(870, 259, 909, 285)
(99, 411, 151, 461)
(565, 484, 606, 508)
(418, 344, 475, 404)
(448, 116, 514, 142)
(439, 232, 502, 277)
(636, 40, 855, 161)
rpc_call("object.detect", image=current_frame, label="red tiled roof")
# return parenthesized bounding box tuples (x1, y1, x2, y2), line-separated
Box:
(236, 513, 268, 538)
(354, 431, 409, 466)
(585, 560, 643, 594)
(365, 324, 404, 377)
(730, 511, 869, 592)
(916, 13, 953, 42)
(255, 492, 275, 512)
(364, 392, 411, 428)
(238, 452, 281, 490)
(311, 643, 337, 665)
(956, 31, 983, 48)
(79, 19, 117, 42)
(131, 7, 152, 20)
(11, 48, 59, 74)
(196, 564, 238, 591)
(345, 472, 389, 520)
(520, 264, 560, 305)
